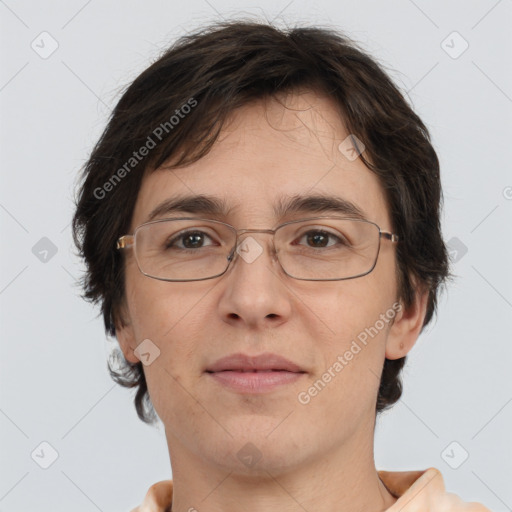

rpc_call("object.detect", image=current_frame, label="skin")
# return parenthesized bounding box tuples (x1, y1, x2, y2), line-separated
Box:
(117, 90, 429, 512)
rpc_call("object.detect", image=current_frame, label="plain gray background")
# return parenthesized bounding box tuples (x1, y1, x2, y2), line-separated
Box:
(1, 1, 511, 511)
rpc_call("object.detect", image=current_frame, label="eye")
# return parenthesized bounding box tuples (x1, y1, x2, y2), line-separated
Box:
(295, 229, 349, 249)
(165, 230, 217, 250)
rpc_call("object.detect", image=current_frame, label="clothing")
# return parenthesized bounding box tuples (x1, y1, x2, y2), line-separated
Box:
(131, 467, 491, 511)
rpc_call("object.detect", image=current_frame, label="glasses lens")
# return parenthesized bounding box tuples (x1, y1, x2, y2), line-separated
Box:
(133, 217, 380, 281)
(134, 219, 235, 281)
(276, 218, 380, 280)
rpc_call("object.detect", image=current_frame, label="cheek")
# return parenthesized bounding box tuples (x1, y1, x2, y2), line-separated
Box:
(299, 318, 390, 427)
(125, 263, 189, 340)
(308, 274, 394, 340)
(126, 279, 204, 425)
(124, 267, 206, 359)
(309, 275, 395, 388)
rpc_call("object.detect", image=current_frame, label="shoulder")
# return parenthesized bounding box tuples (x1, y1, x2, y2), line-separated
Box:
(130, 479, 173, 512)
(384, 467, 491, 511)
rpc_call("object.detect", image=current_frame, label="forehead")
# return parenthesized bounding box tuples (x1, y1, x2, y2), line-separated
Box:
(131, 90, 391, 231)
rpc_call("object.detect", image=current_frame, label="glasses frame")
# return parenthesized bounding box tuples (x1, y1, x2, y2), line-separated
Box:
(116, 216, 400, 282)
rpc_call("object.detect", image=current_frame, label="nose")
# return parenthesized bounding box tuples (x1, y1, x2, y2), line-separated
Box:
(216, 232, 292, 329)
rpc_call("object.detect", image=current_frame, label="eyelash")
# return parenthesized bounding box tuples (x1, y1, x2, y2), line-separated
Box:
(165, 229, 348, 250)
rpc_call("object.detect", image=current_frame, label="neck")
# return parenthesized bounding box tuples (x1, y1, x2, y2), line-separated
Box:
(165, 426, 398, 512)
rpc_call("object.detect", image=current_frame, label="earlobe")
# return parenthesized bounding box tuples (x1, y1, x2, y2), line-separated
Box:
(385, 285, 429, 360)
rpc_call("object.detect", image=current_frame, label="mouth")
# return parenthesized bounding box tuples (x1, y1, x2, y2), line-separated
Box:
(205, 353, 306, 393)
(205, 369, 305, 374)
(205, 352, 305, 373)
(206, 369, 305, 393)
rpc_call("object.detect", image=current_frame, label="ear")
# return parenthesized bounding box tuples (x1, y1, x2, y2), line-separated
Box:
(114, 302, 140, 364)
(385, 282, 429, 360)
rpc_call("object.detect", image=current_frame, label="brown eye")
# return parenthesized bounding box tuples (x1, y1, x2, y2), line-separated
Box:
(165, 230, 215, 250)
(296, 230, 348, 249)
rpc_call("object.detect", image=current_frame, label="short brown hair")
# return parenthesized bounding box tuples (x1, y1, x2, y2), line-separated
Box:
(72, 19, 451, 424)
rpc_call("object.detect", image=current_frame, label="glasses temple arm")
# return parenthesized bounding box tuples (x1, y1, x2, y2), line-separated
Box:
(116, 235, 134, 249)
(381, 231, 400, 243)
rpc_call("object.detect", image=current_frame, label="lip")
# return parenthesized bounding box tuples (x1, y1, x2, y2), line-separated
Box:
(205, 352, 304, 373)
(205, 352, 306, 393)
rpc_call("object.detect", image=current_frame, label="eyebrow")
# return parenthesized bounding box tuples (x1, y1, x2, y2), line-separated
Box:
(145, 193, 368, 224)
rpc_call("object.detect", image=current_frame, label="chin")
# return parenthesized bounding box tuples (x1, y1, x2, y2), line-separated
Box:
(197, 426, 309, 475)
(208, 442, 304, 478)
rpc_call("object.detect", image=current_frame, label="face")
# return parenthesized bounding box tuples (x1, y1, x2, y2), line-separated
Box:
(117, 90, 426, 475)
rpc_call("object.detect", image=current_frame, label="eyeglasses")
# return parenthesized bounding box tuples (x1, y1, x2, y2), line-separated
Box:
(116, 216, 400, 282)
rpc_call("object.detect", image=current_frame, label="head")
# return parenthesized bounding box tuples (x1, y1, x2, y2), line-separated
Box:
(72, 20, 450, 468)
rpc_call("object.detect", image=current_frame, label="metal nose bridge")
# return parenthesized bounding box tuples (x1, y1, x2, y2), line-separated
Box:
(228, 227, 280, 264)
(234, 227, 279, 250)
(236, 227, 277, 236)
(235, 227, 279, 248)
